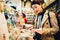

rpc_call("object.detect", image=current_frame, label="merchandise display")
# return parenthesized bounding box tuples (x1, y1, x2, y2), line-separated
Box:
(25, 9, 34, 24)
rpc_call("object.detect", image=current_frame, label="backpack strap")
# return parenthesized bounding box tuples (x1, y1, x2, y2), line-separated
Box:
(48, 12, 52, 28)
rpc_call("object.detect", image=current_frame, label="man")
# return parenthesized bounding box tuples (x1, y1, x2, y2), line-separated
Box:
(31, 0, 59, 40)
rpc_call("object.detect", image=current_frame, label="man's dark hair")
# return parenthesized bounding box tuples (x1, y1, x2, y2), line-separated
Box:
(31, 0, 40, 5)
(31, 0, 44, 6)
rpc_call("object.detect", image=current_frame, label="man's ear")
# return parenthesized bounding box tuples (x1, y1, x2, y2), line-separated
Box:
(40, 4, 42, 7)
(40, 4, 43, 9)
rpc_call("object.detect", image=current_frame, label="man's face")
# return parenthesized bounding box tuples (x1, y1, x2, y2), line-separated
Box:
(32, 4, 43, 15)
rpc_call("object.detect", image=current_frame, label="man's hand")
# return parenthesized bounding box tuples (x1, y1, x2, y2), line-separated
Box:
(24, 24, 33, 29)
(31, 29, 45, 35)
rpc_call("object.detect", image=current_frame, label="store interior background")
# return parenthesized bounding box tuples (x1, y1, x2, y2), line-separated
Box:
(1, 0, 57, 24)
(0, 0, 60, 40)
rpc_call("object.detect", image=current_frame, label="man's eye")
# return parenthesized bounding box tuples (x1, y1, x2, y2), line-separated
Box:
(35, 7, 37, 8)
(32, 7, 37, 10)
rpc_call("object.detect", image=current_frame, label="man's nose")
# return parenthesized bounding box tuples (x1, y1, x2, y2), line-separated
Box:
(34, 9, 38, 13)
